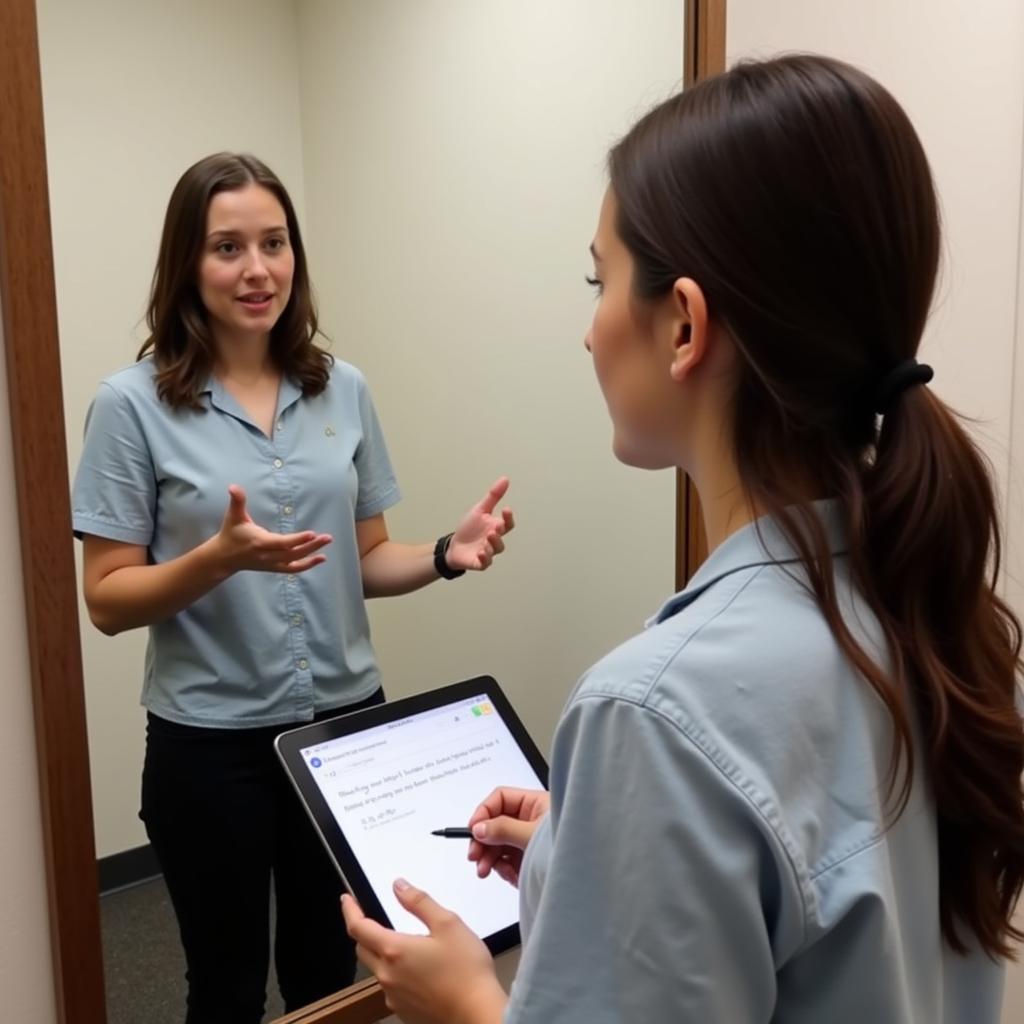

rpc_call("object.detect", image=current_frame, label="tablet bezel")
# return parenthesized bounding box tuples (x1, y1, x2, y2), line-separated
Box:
(274, 675, 549, 956)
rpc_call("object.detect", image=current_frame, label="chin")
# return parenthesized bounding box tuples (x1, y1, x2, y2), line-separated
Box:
(610, 435, 673, 471)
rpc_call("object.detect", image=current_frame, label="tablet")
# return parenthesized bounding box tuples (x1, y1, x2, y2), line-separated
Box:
(275, 675, 548, 955)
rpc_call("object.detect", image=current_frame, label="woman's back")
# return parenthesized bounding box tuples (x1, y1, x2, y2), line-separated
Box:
(511, 503, 1005, 1023)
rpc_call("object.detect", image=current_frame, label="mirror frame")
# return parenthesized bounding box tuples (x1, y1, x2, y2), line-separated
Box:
(0, 1, 724, 1020)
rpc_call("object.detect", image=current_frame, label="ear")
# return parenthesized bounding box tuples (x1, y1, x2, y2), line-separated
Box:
(666, 278, 709, 383)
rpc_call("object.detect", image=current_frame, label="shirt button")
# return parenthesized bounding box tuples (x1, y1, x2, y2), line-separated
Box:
(276, 419, 283, 432)
(283, 505, 294, 515)
(273, 458, 283, 469)
(286, 574, 297, 583)
(298, 658, 309, 670)
(291, 613, 303, 626)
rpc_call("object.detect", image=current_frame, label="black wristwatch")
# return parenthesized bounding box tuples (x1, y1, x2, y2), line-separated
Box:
(433, 532, 465, 580)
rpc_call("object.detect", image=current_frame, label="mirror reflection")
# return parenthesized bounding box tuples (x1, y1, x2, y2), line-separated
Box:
(37, 0, 683, 1020)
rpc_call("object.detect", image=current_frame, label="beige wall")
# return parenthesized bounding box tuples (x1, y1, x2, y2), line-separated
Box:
(36, 0, 309, 858)
(39, 0, 683, 860)
(725, 2, 1024, 1019)
(0, 305, 58, 1018)
(295, 0, 682, 756)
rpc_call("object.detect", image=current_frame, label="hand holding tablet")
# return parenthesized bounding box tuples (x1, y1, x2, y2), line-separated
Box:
(275, 676, 548, 954)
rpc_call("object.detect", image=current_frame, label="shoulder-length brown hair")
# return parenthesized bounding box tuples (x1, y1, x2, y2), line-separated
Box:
(138, 152, 331, 408)
(610, 55, 1024, 958)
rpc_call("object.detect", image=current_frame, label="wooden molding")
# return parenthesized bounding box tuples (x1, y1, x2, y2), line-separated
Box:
(271, 978, 390, 1024)
(688, 0, 727, 89)
(676, 0, 727, 589)
(0, 0, 106, 1021)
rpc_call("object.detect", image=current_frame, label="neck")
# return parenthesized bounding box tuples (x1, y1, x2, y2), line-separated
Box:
(213, 331, 276, 383)
(686, 426, 760, 553)
(689, 447, 829, 554)
(692, 466, 759, 554)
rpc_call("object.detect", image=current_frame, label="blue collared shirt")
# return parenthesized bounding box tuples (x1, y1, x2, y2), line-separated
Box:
(72, 356, 401, 728)
(509, 502, 1005, 1023)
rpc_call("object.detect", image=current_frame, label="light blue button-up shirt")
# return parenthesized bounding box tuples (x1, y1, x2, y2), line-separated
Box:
(72, 356, 401, 728)
(509, 502, 1005, 1023)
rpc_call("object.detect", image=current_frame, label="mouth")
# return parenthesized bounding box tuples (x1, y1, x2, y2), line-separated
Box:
(238, 292, 273, 307)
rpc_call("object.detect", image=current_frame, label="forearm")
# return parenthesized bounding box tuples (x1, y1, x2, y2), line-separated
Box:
(360, 540, 441, 598)
(88, 537, 231, 635)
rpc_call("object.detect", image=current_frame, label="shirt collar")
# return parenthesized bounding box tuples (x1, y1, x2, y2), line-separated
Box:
(647, 498, 848, 627)
(201, 373, 304, 419)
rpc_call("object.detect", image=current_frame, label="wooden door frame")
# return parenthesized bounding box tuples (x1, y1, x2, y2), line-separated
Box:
(677, 0, 725, 588)
(0, 1, 725, 1021)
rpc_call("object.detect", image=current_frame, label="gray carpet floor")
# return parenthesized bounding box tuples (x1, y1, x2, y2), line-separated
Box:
(100, 877, 287, 1024)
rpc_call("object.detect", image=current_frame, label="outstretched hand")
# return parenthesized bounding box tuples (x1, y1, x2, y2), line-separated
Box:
(214, 485, 332, 575)
(445, 477, 515, 573)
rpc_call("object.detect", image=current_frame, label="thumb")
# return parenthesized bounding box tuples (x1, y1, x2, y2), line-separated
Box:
(226, 484, 247, 520)
(472, 815, 533, 850)
(392, 879, 451, 931)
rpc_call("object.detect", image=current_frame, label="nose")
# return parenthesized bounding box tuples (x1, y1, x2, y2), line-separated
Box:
(243, 245, 269, 280)
(584, 328, 593, 353)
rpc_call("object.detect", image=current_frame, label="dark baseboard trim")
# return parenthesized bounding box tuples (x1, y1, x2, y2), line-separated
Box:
(97, 843, 162, 896)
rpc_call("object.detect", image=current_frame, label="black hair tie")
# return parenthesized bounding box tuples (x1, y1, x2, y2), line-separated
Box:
(874, 358, 934, 414)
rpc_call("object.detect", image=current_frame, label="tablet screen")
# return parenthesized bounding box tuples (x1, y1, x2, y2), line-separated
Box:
(296, 689, 545, 938)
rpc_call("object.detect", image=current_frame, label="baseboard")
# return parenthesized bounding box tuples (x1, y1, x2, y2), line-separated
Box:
(97, 842, 162, 896)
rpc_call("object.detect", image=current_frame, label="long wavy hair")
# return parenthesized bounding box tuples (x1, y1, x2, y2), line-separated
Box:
(138, 152, 331, 408)
(609, 54, 1024, 958)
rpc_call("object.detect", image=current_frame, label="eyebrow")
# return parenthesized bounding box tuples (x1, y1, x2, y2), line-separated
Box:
(206, 225, 288, 239)
(589, 242, 602, 262)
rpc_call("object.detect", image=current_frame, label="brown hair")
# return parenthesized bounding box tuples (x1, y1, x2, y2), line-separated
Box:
(610, 54, 1024, 957)
(138, 152, 331, 408)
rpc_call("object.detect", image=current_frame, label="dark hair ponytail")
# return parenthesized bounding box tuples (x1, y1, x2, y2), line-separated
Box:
(865, 385, 1024, 953)
(610, 54, 1024, 957)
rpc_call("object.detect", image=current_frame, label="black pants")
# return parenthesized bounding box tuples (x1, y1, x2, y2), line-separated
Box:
(140, 690, 385, 1024)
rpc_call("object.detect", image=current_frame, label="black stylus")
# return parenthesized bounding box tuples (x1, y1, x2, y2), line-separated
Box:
(430, 827, 473, 838)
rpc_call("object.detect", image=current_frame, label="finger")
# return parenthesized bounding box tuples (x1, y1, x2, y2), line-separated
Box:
(494, 860, 518, 886)
(502, 509, 515, 534)
(472, 814, 535, 849)
(468, 787, 531, 828)
(261, 530, 329, 551)
(354, 940, 386, 980)
(392, 879, 452, 932)
(282, 554, 328, 573)
(489, 533, 505, 555)
(341, 892, 364, 930)
(476, 477, 510, 516)
(475, 846, 504, 878)
(249, 530, 317, 554)
(342, 895, 393, 956)
(283, 534, 334, 560)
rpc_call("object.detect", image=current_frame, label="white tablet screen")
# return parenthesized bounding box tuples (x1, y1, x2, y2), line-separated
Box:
(299, 692, 545, 936)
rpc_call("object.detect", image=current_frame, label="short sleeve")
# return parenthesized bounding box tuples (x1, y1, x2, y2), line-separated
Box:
(505, 694, 793, 1024)
(353, 374, 401, 520)
(71, 382, 157, 545)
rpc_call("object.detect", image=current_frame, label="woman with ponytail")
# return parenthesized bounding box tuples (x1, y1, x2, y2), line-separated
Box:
(342, 55, 1024, 1023)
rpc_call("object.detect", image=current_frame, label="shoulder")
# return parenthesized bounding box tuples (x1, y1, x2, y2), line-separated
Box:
(83, 358, 164, 427)
(89, 358, 164, 417)
(324, 357, 368, 393)
(573, 558, 875, 725)
(310, 357, 374, 411)
(563, 557, 892, 873)
(98, 357, 159, 396)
